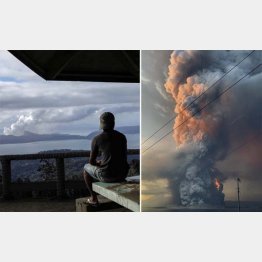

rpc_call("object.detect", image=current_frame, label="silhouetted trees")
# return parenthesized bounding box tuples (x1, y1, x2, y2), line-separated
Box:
(37, 159, 56, 181)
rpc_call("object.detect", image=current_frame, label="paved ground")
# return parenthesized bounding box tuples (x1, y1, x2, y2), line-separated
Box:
(0, 198, 76, 212)
(0, 197, 131, 212)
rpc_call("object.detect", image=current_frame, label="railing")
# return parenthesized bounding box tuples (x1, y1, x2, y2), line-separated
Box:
(0, 149, 139, 200)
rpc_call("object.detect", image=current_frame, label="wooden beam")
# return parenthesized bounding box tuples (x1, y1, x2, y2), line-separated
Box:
(46, 51, 81, 79)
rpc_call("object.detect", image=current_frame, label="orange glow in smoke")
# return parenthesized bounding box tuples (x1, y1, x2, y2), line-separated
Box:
(215, 178, 221, 190)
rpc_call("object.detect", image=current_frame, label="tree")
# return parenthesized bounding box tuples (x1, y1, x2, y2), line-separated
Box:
(37, 159, 56, 181)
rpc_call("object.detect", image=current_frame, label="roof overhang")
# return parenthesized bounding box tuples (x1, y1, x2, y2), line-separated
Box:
(9, 50, 140, 83)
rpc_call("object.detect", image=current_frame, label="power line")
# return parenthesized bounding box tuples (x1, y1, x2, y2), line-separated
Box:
(142, 63, 262, 154)
(143, 63, 261, 154)
(142, 50, 255, 145)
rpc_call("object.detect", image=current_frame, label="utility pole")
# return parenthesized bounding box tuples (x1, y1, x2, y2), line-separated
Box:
(237, 178, 241, 212)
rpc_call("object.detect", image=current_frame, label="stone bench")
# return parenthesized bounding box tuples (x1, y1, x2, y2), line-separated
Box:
(76, 195, 130, 212)
(92, 181, 140, 212)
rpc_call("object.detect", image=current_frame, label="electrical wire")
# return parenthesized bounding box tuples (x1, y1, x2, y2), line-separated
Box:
(142, 50, 255, 145)
(142, 63, 262, 154)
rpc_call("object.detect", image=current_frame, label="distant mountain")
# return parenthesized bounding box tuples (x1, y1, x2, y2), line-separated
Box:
(0, 131, 87, 145)
(86, 125, 139, 139)
(0, 126, 139, 145)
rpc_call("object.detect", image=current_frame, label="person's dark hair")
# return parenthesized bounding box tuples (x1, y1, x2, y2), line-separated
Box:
(100, 112, 115, 130)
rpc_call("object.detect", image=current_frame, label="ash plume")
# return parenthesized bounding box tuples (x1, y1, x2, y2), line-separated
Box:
(164, 50, 262, 206)
(3, 107, 99, 136)
(3, 103, 140, 136)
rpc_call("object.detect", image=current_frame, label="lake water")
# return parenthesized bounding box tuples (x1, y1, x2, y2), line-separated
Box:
(0, 134, 139, 155)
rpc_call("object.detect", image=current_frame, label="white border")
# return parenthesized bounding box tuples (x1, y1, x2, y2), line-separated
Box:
(0, 0, 262, 260)
(0, 1, 261, 50)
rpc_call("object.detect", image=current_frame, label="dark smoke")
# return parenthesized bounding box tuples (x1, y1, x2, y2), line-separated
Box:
(164, 50, 262, 206)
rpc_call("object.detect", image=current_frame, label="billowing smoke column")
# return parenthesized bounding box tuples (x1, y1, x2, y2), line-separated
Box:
(164, 50, 226, 206)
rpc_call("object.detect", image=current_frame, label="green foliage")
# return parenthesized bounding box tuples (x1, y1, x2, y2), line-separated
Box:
(37, 159, 56, 181)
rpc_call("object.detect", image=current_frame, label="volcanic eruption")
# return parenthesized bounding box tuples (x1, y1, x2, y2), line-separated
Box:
(164, 50, 227, 206)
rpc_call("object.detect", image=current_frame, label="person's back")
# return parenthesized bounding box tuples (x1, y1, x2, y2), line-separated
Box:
(92, 129, 128, 180)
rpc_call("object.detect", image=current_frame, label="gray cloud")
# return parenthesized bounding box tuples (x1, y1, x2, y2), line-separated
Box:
(3, 104, 139, 136)
(0, 51, 40, 82)
(0, 80, 139, 110)
(141, 51, 174, 141)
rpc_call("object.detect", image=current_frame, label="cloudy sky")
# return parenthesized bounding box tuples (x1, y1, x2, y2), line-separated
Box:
(142, 50, 262, 208)
(0, 51, 139, 137)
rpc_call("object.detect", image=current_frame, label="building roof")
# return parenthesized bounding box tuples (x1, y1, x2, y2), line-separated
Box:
(9, 50, 139, 83)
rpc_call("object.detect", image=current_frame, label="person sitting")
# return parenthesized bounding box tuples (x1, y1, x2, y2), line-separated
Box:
(82, 112, 129, 206)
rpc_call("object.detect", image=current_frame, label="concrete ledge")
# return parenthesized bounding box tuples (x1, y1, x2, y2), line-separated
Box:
(92, 182, 140, 212)
(75, 196, 130, 212)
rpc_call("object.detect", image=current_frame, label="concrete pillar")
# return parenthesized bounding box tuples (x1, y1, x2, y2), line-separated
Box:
(56, 158, 65, 199)
(1, 159, 12, 199)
